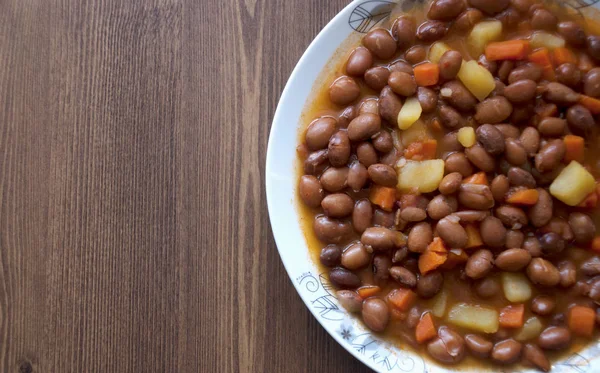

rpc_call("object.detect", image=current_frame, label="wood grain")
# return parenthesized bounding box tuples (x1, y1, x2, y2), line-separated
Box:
(0, 0, 370, 371)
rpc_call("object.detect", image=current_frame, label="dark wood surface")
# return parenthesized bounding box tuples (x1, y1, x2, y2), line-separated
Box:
(0, 0, 371, 372)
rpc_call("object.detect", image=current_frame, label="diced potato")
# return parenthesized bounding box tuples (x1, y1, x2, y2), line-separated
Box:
(428, 42, 452, 63)
(530, 32, 566, 50)
(457, 60, 496, 101)
(458, 127, 476, 147)
(550, 161, 596, 206)
(398, 97, 422, 130)
(515, 317, 543, 341)
(397, 160, 445, 193)
(447, 303, 499, 333)
(400, 120, 431, 147)
(468, 20, 503, 56)
(431, 289, 448, 318)
(502, 272, 532, 303)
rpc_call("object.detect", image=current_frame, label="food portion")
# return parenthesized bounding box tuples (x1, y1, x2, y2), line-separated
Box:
(297, 0, 600, 370)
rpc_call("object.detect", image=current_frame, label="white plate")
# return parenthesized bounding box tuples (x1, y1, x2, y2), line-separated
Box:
(266, 1, 600, 371)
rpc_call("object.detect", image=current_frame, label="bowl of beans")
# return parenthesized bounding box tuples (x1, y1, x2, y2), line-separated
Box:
(266, 0, 600, 371)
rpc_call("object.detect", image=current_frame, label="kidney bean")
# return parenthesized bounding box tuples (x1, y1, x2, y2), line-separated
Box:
(569, 213, 596, 244)
(465, 334, 493, 358)
(392, 247, 408, 263)
(490, 175, 509, 203)
(377, 88, 401, 126)
(556, 63, 581, 87)
(406, 222, 433, 254)
(373, 209, 394, 228)
(427, 326, 466, 364)
(329, 76, 360, 106)
(523, 236, 542, 257)
(368, 164, 397, 187)
(496, 248, 531, 271)
(441, 80, 477, 112)
(542, 82, 581, 105)
(358, 98, 379, 116)
(362, 28, 396, 60)
(507, 167, 536, 188)
(496, 7, 520, 29)
(493, 125, 518, 140)
(357, 145, 377, 169)
(427, 195, 456, 220)
(327, 131, 351, 167)
(523, 344, 550, 372)
(557, 260, 577, 288)
(481, 216, 507, 248)
(389, 266, 417, 288)
(417, 20, 448, 42)
(581, 256, 600, 276)
(498, 60, 515, 83)
(512, 104, 535, 124)
(445, 153, 473, 178)
(400, 207, 427, 222)
(587, 277, 600, 301)
(373, 254, 392, 284)
(475, 96, 513, 124)
(362, 297, 390, 332)
(535, 139, 565, 173)
(320, 167, 348, 192)
(477, 56, 498, 77)
(502, 79, 537, 103)
(454, 8, 483, 32)
(538, 117, 566, 137)
(404, 45, 426, 64)
(338, 106, 357, 129)
(558, 21, 586, 47)
(519, 127, 540, 157)
(392, 16, 416, 50)
(388, 71, 416, 97)
(492, 339, 522, 364)
(437, 215, 468, 248)
(505, 229, 524, 249)
(304, 149, 329, 175)
(337, 290, 363, 313)
(452, 211, 490, 224)
(538, 326, 571, 350)
(352, 199, 373, 233)
(438, 51, 463, 80)
(531, 296, 555, 316)
(417, 271, 444, 298)
(511, 0, 533, 12)
(531, 8, 556, 30)
(496, 205, 528, 229)
(428, 0, 465, 20)
(364, 67, 390, 91)
(492, 79, 506, 97)
(329, 267, 361, 288)
(389, 58, 413, 72)
(527, 258, 560, 286)
(306, 117, 337, 150)
(466, 249, 494, 279)
(459, 183, 494, 210)
(314, 216, 352, 244)
(322, 193, 354, 218)
(416, 87, 437, 113)
(439, 105, 464, 129)
(299, 175, 324, 208)
(503, 139, 527, 166)
(476, 124, 505, 155)
(468, 0, 509, 14)
(341, 242, 370, 270)
(346, 47, 373, 77)
(438, 172, 462, 195)
(474, 278, 500, 300)
(361, 227, 403, 251)
(348, 113, 382, 142)
(347, 161, 368, 191)
(588, 35, 600, 60)
(567, 104, 595, 137)
(509, 64, 543, 84)
(320, 245, 341, 267)
(372, 130, 393, 153)
(465, 144, 495, 172)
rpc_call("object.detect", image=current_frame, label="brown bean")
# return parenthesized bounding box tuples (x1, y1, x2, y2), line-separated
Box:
(492, 339, 522, 365)
(454, 8, 483, 32)
(358, 98, 379, 116)
(558, 21, 586, 47)
(503, 138, 527, 166)
(362, 28, 396, 60)
(531, 295, 555, 316)
(348, 161, 368, 191)
(569, 212, 596, 244)
(337, 106, 357, 129)
(538, 326, 571, 350)
(496, 205, 528, 229)
(348, 113, 382, 142)
(465, 334, 493, 358)
(441, 132, 463, 154)
(509, 63, 543, 84)
(392, 247, 408, 263)
(531, 8, 556, 30)
(427, 326, 466, 364)
(523, 344, 551, 372)
(441, 80, 477, 112)
(361, 227, 404, 251)
(328, 131, 351, 166)
(459, 183, 494, 210)
(299, 175, 324, 208)
(445, 152, 473, 177)
(527, 258, 560, 287)
(588, 35, 600, 60)
(314, 216, 352, 244)
(475, 96, 513, 124)
(346, 47, 373, 77)
(378, 147, 398, 166)
(503, 79, 537, 103)
(478, 54, 498, 75)
(466, 249, 494, 279)
(538, 117, 566, 137)
(329, 76, 360, 106)
(481, 216, 507, 248)
(427, 195, 457, 220)
(476, 124, 505, 155)
(416, 20, 448, 42)
(581, 256, 600, 276)
(405, 45, 426, 64)
(336, 290, 363, 312)
(475, 277, 501, 298)
(322, 193, 354, 218)
(505, 229, 524, 249)
(497, 60, 515, 83)
(437, 215, 468, 248)
(558, 260, 577, 288)
(373, 254, 392, 284)
(417, 271, 444, 298)
(496, 7, 520, 29)
(408, 222, 433, 253)
(400, 207, 427, 222)
(388, 71, 416, 97)
(341, 242, 370, 270)
(556, 63, 581, 87)
(306, 117, 337, 150)
(439, 51, 463, 80)
(378, 86, 402, 125)
(364, 66, 390, 91)
(405, 306, 423, 329)
(524, 236, 542, 257)
(452, 210, 490, 222)
(390, 266, 417, 287)
(535, 139, 565, 173)
(511, 0, 533, 13)
(320, 245, 341, 267)
(329, 267, 361, 288)
(373, 209, 394, 228)
(439, 105, 464, 129)
(508, 167, 536, 188)
(439, 172, 462, 195)
(526, 189, 554, 228)
(392, 16, 416, 50)
(372, 130, 393, 153)
(491, 175, 510, 203)
(495, 124, 520, 139)
(428, 0, 466, 20)
(541, 217, 573, 242)
(352, 199, 373, 233)
(495, 248, 531, 271)
(468, 0, 509, 14)
(542, 82, 581, 105)
(368, 164, 397, 187)
(566, 104, 595, 137)
(465, 144, 495, 172)
(362, 298, 390, 332)
(492, 79, 505, 96)
(320, 167, 348, 192)
(417, 87, 438, 113)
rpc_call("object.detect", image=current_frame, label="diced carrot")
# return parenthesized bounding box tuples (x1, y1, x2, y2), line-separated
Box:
(421, 139, 438, 160)
(428, 237, 448, 254)
(568, 305, 596, 337)
(414, 63, 440, 86)
(529, 48, 555, 81)
(405, 140, 438, 160)
(440, 248, 469, 269)
(579, 95, 600, 115)
(462, 171, 488, 186)
(506, 189, 539, 205)
(564, 135, 585, 163)
(552, 47, 578, 66)
(369, 185, 397, 212)
(390, 308, 407, 321)
(415, 312, 438, 344)
(419, 240, 448, 275)
(499, 304, 525, 329)
(591, 236, 600, 254)
(579, 53, 595, 73)
(357, 285, 381, 299)
(465, 224, 484, 249)
(387, 288, 417, 311)
(485, 40, 530, 61)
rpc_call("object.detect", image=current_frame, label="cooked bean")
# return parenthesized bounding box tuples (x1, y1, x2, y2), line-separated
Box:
(337, 290, 363, 313)
(520, 126, 540, 157)
(417, 271, 444, 298)
(437, 215, 468, 248)
(475, 96, 513, 124)
(439, 105, 465, 129)
(299, 175, 324, 208)
(588, 35, 600, 60)
(513, 105, 536, 126)
(481, 216, 507, 248)
(452, 210, 490, 222)
(363, 28, 396, 59)
(352, 199, 373, 233)
(523, 344, 551, 372)
(408, 222, 433, 253)
(328, 131, 351, 166)
(348, 161, 368, 191)
(466, 249, 494, 279)
(503, 139, 527, 166)
(542, 217, 574, 241)
(491, 175, 510, 203)
(329, 267, 361, 288)
(496, 205, 528, 229)
(569, 212, 596, 244)
(427, 195, 457, 220)
(475, 277, 501, 298)
(400, 207, 427, 222)
(531, 8, 556, 30)
(320, 167, 348, 192)
(346, 47, 373, 77)
(417, 20, 448, 42)
(368, 164, 397, 187)
(390, 266, 417, 287)
(373, 209, 394, 228)
(528, 191, 557, 226)
(341, 242, 371, 270)
(358, 98, 379, 116)
(566, 104, 595, 137)
(508, 167, 536, 188)
(348, 113, 382, 142)
(505, 230, 524, 249)
(314, 216, 352, 244)
(441, 80, 478, 112)
(558, 21, 586, 47)
(427, 326, 466, 364)
(581, 256, 600, 276)
(322, 193, 354, 218)
(556, 63, 581, 87)
(377, 87, 401, 126)
(337, 106, 357, 129)
(465, 144, 495, 172)
(454, 8, 483, 32)
(531, 295, 555, 316)
(476, 124, 505, 155)
(496, 248, 531, 271)
(535, 139, 565, 174)
(361, 227, 403, 251)
(362, 297, 390, 332)
(405, 45, 426, 64)
(372, 130, 393, 153)
(542, 82, 581, 105)
(416, 87, 438, 113)
(492, 79, 505, 97)
(465, 334, 493, 358)
(439, 172, 462, 195)
(388, 71, 417, 97)
(304, 149, 329, 175)
(459, 183, 494, 210)
(558, 260, 577, 288)
(527, 258, 560, 286)
(441, 132, 463, 154)
(428, 0, 465, 20)
(538, 117, 566, 137)
(392, 16, 416, 50)
(538, 326, 571, 350)
(373, 254, 392, 283)
(491, 339, 522, 365)
(509, 64, 543, 84)
(306, 117, 337, 150)
(498, 60, 515, 83)
(468, 0, 509, 14)
(329, 76, 360, 105)
(406, 306, 423, 329)
(439, 51, 463, 80)
(445, 152, 474, 177)
(584, 68, 600, 98)
(494, 124, 519, 139)
(392, 247, 408, 263)
(524, 236, 542, 258)
(364, 66, 390, 91)
(320, 245, 341, 267)
(478, 54, 498, 75)
(503, 79, 537, 103)
(496, 7, 520, 29)
(511, 0, 533, 13)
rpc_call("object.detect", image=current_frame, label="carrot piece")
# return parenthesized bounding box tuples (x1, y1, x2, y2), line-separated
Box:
(552, 47, 578, 66)
(465, 224, 484, 249)
(578, 191, 598, 209)
(568, 306, 596, 337)
(564, 135, 585, 163)
(440, 248, 469, 269)
(499, 304, 525, 329)
(428, 237, 448, 254)
(591, 236, 600, 254)
(462, 171, 488, 186)
(529, 48, 555, 81)
(390, 308, 407, 321)
(506, 189, 539, 205)
(485, 40, 530, 61)
(357, 285, 381, 299)
(415, 312, 438, 344)
(369, 185, 397, 212)
(387, 288, 417, 311)
(419, 238, 448, 274)
(579, 95, 600, 115)
(405, 140, 437, 160)
(414, 63, 440, 86)
(421, 139, 437, 159)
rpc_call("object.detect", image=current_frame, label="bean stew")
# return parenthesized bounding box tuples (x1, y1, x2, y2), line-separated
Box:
(296, 0, 600, 370)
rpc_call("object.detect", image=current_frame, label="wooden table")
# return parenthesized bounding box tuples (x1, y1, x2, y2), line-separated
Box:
(0, 0, 370, 371)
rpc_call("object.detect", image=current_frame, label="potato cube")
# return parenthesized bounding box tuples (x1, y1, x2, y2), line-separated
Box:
(550, 161, 596, 206)
(530, 32, 566, 50)
(502, 272, 532, 303)
(400, 120, 431, 147)
(468, 20, 503, 56)
(515, 317, 543, 341)
(457, 60, 495, 101)
(428, 42, 452, 63)
(447, 303, 499, 333)
(398, 97, 422, 130)
(431, 289, 448, 318)
(458, 127, 476, 147)
(397, 160, 445, 193)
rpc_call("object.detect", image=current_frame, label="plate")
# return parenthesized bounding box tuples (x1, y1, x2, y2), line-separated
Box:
(265, 1, 600, 371)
